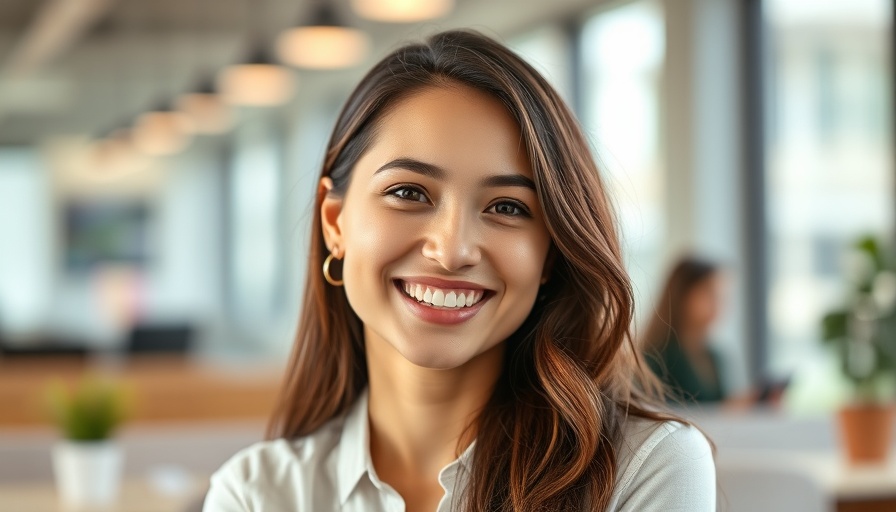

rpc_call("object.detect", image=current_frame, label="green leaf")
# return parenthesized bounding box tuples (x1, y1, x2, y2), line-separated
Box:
(821, 234, 896, 402)
(856, 235, 885, 274)
(45, 377, 127, 441)
(821, 310, 849, 342)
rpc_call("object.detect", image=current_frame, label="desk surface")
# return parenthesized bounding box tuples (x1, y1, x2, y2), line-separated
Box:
(719, 449, 896, 500)
(0, 475, 207, 512)
(0, 355, 283, 426)
(716, 448, 896, 512)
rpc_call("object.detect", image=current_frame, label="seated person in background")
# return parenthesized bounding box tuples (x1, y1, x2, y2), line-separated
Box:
(642, 257, 728, 403)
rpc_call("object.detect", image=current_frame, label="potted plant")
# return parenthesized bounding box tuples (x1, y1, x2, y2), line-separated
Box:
(47, 376, 128, 508)
(821, 235, 896, 464)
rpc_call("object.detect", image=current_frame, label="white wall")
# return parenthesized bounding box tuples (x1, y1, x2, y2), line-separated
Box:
(0, 148, 52, 339)
(148, 143, 225, 328)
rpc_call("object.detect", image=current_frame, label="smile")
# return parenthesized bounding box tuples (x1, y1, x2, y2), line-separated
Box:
(398, 281, 485, 309)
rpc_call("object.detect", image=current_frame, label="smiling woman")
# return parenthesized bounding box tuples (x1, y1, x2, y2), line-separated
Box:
(322, 84, 551, 371)
(204, 30, 715, 512)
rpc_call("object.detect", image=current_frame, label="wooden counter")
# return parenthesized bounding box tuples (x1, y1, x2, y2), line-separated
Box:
(0, 356, 284, 427)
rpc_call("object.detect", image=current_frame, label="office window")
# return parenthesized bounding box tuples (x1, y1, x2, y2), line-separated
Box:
(579, 0, 666, 321)
(0, 149, 50, 335)
(228, 116, 283, 329)
(764, 0, 893, 374)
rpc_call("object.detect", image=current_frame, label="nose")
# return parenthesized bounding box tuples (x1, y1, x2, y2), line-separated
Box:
(421, 204, 482, 272)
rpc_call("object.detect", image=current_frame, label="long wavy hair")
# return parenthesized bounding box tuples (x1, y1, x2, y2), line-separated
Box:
(268, 29, 679, 511)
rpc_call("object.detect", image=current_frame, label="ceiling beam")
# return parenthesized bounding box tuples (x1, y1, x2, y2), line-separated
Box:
(1, 0, 115, 79)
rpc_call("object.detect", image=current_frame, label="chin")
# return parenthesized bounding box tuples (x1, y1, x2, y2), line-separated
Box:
(397, 344, 472, 370)
(392, 333, 507, 372)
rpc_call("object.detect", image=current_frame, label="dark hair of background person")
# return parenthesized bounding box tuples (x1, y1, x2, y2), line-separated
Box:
(267, 29, 685, 512)
(641, 257, 721, 358)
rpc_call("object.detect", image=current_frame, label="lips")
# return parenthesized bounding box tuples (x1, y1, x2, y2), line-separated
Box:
(393, 277, 492, 325)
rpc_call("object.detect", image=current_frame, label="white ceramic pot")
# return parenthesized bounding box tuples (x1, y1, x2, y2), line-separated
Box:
(52, 440, 124, 508)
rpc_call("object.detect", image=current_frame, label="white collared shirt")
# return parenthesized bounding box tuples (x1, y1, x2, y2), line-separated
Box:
(204, 391, 715, 511)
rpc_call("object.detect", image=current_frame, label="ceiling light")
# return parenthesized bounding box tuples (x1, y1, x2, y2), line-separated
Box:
(90, 129, 151, 174)
(351, 0, 453, 22)
(277, 27, 369, 69)
(217, 48, 296, 107)
(277, 3, 370, 69)
(132, 109, 194, 156)
(177, 85, 235, 135)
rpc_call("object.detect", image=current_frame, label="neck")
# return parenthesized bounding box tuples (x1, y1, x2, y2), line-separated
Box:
(365, 332, 504, 477)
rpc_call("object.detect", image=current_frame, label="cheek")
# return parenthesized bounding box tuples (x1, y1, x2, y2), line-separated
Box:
(495, 232, 551, 300)
(340, 205, 411, 285)
(690, 294, 716, 322)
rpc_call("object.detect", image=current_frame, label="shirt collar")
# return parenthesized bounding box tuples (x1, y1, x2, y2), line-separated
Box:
(437, 439, 476, 493)
(335, 389, 478, 505)
(336, 390, 372, 506)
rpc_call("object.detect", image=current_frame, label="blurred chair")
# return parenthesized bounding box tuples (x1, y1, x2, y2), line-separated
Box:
(125, 323, 194, 354)
(717, 460, 832, 512)
(0, 339, 88, 359)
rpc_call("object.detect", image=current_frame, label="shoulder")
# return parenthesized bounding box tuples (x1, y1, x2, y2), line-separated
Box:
(609, 417, 716, 511)
(211, 429, 339, 481)
(204, 420, 344, 511)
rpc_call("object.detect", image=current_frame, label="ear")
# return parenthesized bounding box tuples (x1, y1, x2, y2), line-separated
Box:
(319, 177, 344, 255)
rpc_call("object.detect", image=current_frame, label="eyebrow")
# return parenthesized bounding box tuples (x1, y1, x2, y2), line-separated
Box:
(374, 158, 536, 190)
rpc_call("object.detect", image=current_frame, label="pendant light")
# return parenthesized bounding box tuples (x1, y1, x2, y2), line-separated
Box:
(217, 47, 296, 107)
(132, 101, 195, 156)
(177, 82, 235, 134)
(277, 1, 369, 69)
(176, 0, 234, 134)
(351, 0, 453, 22)
(91, 125, 151, 174)
(132, 0, 194, 156)
(217, 0, 295, 107)
(88, 1, 151, 175)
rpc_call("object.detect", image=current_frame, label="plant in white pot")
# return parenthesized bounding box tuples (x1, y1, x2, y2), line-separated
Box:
(47, 376, 127, 508)
(821, 235, 896, 464)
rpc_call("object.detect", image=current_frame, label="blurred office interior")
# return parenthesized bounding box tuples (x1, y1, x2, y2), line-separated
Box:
(0, 0, 893, 510)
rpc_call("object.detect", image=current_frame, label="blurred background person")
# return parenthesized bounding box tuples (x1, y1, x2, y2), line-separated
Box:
(641, 256, 731, 404)
(642, 256, 788, 408)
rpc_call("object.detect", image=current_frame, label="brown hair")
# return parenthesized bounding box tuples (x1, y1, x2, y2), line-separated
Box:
(268, 29, 678, 511)
(641, 256, 721, 355)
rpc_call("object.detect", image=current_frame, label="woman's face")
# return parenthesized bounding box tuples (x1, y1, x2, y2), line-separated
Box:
(684, 272, 726, 337)
(321, 84, 553, 370)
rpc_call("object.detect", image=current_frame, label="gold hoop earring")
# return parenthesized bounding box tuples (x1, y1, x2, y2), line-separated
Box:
(323, 253, 344, 286)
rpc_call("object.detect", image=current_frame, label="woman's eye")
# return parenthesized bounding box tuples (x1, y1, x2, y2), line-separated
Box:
(489, 201, 530, 217)
(389, 186, 428, 203)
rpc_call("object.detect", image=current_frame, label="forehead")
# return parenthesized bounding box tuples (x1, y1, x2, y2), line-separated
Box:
(692, 272, 724, 292)
(361, 83, 532, 179)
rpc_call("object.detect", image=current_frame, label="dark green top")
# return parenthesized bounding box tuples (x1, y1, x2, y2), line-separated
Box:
(646, 335, 725, 403)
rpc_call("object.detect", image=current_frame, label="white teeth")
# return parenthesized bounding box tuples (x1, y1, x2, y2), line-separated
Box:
(400, 281, 485, 309)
